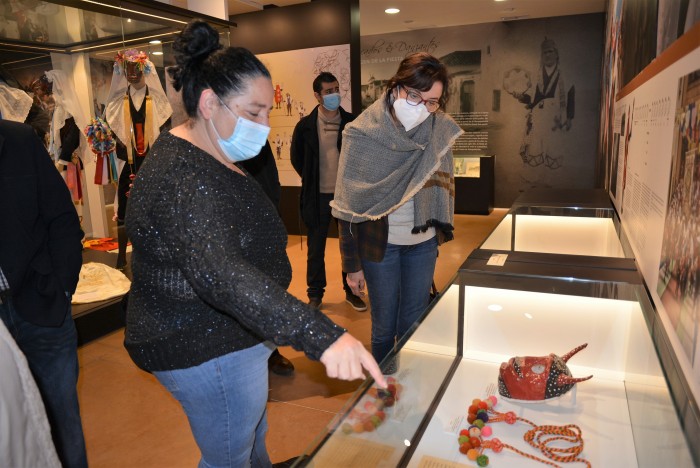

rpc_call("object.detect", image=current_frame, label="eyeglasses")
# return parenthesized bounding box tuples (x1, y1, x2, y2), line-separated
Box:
(403, 87, 440, 113)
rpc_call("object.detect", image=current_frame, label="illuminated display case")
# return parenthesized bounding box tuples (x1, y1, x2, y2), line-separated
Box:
(295, 256, 696, 467)
(1, 0, 232, 239)
(453, 153, 494, 215)
(480, 189, 633, 260)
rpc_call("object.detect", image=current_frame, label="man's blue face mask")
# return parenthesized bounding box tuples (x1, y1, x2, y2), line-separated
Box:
(322, 93, 341, 112)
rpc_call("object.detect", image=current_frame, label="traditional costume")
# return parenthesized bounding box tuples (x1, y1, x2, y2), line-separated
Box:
(104, 49, 172, 268)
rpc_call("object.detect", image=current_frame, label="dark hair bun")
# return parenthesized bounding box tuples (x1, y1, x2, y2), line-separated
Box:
(173, 19, 222, 70)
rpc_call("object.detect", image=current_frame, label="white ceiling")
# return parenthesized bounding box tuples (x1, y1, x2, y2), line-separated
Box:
(225, 0, 607, 35)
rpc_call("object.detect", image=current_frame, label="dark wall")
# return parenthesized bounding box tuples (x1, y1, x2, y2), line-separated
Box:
(230, 0, 359, 235)
(230, 0, 361, 112)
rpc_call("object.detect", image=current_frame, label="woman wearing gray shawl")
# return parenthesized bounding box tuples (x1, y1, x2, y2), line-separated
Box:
(330, 53, 463, 372)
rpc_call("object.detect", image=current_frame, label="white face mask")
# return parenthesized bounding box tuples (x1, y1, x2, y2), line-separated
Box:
(393, 98, 431, 131)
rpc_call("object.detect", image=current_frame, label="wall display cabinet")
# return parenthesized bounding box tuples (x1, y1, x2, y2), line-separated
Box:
(1, 1, 234, 341)
(479, 189, 632, 260)
(295, 258, 696, 467)
(1, 0, 233, 238)
(453, 154, 494, 215)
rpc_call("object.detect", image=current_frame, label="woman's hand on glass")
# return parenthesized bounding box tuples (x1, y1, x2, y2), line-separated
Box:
(320, 332, 387, 388)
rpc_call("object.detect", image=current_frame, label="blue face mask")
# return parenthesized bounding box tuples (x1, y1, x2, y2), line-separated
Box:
(322, 93, 341, 111)
(211, 98, 271, 163)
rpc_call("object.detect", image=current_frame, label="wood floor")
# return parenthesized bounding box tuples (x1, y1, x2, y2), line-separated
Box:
(76, 209, 507, 467)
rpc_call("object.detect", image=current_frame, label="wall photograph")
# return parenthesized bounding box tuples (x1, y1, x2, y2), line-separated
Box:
(360, 14, 604, 207)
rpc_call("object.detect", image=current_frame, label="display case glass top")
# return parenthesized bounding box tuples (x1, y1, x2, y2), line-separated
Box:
(296, 262, 696, 467)
(0, 1, 164, 48)
(479, 189, 632, 260)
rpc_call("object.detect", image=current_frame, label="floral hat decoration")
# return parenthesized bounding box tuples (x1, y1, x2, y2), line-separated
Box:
(114, 49, 152, 75)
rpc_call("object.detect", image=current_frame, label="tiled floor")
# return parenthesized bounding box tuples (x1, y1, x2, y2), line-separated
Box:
(76, 209, 507, 467)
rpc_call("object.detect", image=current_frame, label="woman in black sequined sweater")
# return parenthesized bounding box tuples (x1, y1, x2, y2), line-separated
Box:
(124, 20, 385, 467)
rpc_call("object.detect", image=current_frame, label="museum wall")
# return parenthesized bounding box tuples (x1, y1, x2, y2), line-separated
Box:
(230, 0, 359, 235)
(599, 0, 700, 456)
(231, 7, 604, 230)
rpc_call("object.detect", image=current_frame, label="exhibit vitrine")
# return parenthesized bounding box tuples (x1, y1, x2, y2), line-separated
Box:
(294, 255, 696, 467)
(1, 0, 233, 238)
(479, 189, 633, 260)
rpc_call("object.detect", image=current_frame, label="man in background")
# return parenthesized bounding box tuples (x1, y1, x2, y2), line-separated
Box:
(291, 72, 367, 312)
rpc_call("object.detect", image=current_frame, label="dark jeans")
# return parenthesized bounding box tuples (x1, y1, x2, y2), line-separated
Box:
(0, 297, 88, 468)
(362, 237, 438, 364)
(306, 192, 351, 299)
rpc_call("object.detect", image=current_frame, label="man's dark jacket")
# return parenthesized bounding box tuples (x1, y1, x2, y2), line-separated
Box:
(0, 120, 83, 326)
(238, 141, 281, 212)
(290, 105, 355, 228)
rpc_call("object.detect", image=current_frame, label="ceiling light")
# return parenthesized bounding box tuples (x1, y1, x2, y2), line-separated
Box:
(487, 304, 503, 312)
(149, 40, 162, 44)
(152, 51, 163, 55)
(385, 8, 400, 14)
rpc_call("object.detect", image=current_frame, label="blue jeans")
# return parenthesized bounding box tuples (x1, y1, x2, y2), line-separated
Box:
(362, 236, 438, 364)
(0, 297, 87, 468)
(306, 192, 351, 299)
(154, 342, 274, 468)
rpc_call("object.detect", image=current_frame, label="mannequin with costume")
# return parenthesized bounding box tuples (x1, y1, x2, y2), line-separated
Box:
(105, 50, 172, 269)
(30, 71, 89, 203)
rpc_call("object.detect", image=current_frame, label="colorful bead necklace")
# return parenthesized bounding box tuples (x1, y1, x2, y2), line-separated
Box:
(340, 377, 402, 434)
(458, 396, 591, 467)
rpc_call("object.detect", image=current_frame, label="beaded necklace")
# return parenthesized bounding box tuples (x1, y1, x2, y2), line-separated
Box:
(340, 377, 402, 434)
(458, 396, 590, 467)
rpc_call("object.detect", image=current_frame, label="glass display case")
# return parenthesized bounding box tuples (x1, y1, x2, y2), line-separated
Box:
(295, 257, 696, 467)
(453, 153, 494, 215)
(1, 0, 233, 238)
(479, 189, 633, 260)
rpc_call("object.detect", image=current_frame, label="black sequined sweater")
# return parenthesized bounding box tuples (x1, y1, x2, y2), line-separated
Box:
(124, 131, 344, 372)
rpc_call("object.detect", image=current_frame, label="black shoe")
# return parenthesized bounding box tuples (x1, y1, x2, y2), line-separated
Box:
(308, 297, 322, 309)
(345, 293, 367, 311)
(268, 350, 295, 376)
(272, 455, 302, 467)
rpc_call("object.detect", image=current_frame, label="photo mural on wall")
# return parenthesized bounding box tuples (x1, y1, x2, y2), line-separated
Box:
(359, 14, 604, 207)
(606, 24, 700, 394)
(257, 44, 351, 187)
(657, 69, 700, 364)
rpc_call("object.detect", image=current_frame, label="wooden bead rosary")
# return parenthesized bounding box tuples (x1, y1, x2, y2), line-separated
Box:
(458, 396, 591, 467)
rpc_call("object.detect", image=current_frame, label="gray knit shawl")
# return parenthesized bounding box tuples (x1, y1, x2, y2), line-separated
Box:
(330, 96, 463, 239)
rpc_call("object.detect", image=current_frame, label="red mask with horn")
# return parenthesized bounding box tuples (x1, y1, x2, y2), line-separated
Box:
(498, 344, 593, 401)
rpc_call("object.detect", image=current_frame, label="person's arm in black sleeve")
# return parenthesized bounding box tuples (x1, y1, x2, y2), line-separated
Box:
(290, 122, 304, 177)
(238, 141, 281, 211)
(58, 118, 80, 164)
(172, 181, 343, 360)
(338, 219, 362, 274)
(34, 129, 84, 294)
